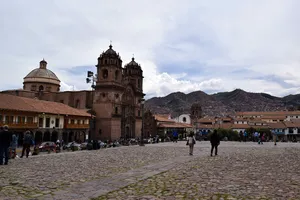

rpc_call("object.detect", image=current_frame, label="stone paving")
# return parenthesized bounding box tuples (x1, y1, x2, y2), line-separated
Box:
(0, 142, 300, 200)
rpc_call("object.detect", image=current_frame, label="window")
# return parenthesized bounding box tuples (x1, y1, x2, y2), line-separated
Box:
(102, 93, 106, 98)
(298, 129, 300, 133)
(9, 116, 14, 123)
(183, 117, 186, 122)
(115, 70, 119, 80)
(31, 85, 36, 91)
(71, 119, 75, 124)
(115, 107, 118, 114)
(17, 116, 25, 124)
(115, 93, 119, 99)
(27, 117, 33, 124)
(102, 69, 108, 79)
(45, 118, 50, 128)
(55, 118, 60, 127)
(39, 118, 43, 127)
(39, 85, 44, 92)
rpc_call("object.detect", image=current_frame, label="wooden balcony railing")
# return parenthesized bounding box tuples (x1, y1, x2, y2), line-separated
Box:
(64, 124, 89, 129)
(0, 122, 38, 129)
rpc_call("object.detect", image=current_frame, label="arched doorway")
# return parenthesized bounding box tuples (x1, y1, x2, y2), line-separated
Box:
(62, 132, 68, 143)
(51, 131, 58, 142)
(35, 131, 43, 144)
(69, 132, 74, 142)
(44, 131, 50, 141)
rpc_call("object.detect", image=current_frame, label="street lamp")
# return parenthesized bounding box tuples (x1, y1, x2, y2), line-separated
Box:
(139, 98, 145, 146)
(86, 71, 97, 141)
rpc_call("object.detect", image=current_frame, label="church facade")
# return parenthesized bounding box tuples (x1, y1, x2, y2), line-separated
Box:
(1, 44, 145, 141)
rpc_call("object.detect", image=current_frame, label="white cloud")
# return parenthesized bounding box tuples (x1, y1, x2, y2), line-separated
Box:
(0, 0, 300, 98)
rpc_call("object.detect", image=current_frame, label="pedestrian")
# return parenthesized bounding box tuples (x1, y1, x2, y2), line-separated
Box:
(10, 133, 18, 159)
(172, 131, 178, 143)
(0, 125, 12, 165)
(272, 130, 277, 145)
(21, 131, 33, 158)
(186, 132, 196, 155)
(210, 130, 220, 156)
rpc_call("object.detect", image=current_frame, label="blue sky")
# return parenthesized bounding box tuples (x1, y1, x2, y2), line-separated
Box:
(1, 0, 300, 99)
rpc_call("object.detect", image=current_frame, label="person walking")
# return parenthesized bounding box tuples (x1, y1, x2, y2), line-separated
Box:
(210, 130, 220, 156)
(21, 131, 32, 158)
(186, 132, 196, 155)
(10, 133, 18, 159)
(272, 130, 277, 145)
(0, 125, 12, 165)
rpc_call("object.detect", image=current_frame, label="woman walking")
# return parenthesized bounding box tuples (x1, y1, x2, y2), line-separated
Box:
(187, 132, 196, 155)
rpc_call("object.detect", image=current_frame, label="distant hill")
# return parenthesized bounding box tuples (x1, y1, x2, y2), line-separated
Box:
(145, 89, 300, 117)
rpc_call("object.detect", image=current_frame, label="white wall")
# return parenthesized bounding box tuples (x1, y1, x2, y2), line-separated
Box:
(174, 114, 191, 124)
(38, 114, 64, 129)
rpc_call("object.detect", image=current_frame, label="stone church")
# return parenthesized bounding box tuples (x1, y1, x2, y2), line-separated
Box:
(1, 44, 145, 140)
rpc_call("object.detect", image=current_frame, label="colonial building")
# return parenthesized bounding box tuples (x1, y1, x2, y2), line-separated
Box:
(1, 44, 144, 141)
(0, 93, 90, 144)
(93, 45, 144, 140)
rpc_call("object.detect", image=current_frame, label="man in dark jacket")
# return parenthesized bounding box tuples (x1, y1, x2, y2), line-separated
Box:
(21, 131, 32, 158)
(0, 125, 12, 165)
(210, 130, 220, 156)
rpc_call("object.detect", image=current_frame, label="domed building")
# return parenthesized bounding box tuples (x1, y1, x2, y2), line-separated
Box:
(23, 59, 60, 93)
(1, 44, 144, 141)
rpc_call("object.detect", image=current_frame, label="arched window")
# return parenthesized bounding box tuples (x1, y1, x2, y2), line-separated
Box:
(105, 60, 108, 64)
(115, 107, 118, 114)
(115, 70, 119, 80)
(102, 69, 108, 79)
(183, 117, 186, 122)
(75, 99, 80, 108)
(39, 85, 44, 92)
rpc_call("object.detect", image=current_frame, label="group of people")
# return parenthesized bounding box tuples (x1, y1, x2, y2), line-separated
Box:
(186, 130, 220, 156)
(0, 126, 34, 165)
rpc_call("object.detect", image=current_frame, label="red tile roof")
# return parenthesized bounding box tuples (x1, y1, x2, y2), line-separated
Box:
(154, 115, 174, 122)
(158, 122, 192, 128)
(267, 122, 286, 129)
(231, 124, 250, 129)
(0, 93, 90, 117)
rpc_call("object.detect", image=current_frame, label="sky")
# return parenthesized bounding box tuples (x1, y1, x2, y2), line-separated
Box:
(1, 0, 300, 99)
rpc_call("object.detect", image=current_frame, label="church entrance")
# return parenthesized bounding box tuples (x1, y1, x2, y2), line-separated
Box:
(121, 105, 135, 139)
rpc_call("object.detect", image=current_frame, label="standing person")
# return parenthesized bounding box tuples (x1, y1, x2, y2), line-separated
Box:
(10, 133, 18, 159)
(272, 130, 277, 145)
(21, 131, 32, 158)
(186, 132, 196, 155)
(210, 130, 220, 157)
(0, 125, 12, 165)
(172, 131, 178, 143)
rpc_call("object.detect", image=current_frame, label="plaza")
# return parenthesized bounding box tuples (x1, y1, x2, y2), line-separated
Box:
(0, 141, 299, 200)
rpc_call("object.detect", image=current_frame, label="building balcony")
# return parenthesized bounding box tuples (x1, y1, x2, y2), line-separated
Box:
(0, 122, 38, 129)
(64, 124, 89, 129)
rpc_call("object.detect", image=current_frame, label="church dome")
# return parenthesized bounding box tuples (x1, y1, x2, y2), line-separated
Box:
(125, 57, 141, 69)
(23, 59, 60, 88)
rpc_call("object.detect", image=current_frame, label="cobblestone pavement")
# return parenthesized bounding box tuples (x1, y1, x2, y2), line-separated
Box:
(0, 142, 300, 200)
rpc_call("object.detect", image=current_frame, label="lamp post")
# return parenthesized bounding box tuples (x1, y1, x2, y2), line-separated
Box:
(86, 71, 97, 142)
(139, 98, 145, 146)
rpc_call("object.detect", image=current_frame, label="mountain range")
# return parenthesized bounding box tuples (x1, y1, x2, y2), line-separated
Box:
(144, 89, 300, 117)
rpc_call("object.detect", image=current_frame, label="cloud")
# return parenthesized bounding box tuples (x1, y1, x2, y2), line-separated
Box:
(0, 0, 300, 99)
